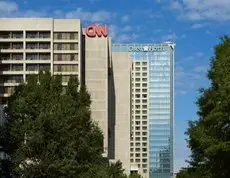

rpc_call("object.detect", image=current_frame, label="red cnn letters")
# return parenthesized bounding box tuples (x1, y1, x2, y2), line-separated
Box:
(86, 25, 108, 37)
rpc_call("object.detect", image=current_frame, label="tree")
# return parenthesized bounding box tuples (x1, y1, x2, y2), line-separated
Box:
(1, 71, 127, 178)
(129, 172, 142, 178)
(178, 36, 230, 178)
(107, 160, 127, 178)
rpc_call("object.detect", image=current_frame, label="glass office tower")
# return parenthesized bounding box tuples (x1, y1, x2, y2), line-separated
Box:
(147, 44, 174, 178)
(112, 43, 174, 178)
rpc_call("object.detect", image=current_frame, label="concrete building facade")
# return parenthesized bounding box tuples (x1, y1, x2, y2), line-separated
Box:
(0, 18, 81, 103)
(0, 18, 174, 178)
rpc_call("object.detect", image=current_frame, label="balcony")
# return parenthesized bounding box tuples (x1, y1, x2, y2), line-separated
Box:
(53, 54, 78, 62)
(0, 64, 23, 75)
(0, 31, 23, 40)
(26, 43, 50, 53)
(26, 64, 50, 72)
(26, 42, 50, 50)
(0, 42, 23, 52)
(53, 32, 78, 40)
(1, 53, 23, 63)
(53, 43, 79, 53)
(26, 31, 50, 39)
(26, 53, 50, 62)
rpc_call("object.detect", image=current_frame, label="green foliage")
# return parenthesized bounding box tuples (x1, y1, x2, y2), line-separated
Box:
(1, 71, 127, 178)
(178, 36, 230, 178)
(107, 160, 127, 178)
(129, 172, 142, 178)
(176, 167, 211, 178)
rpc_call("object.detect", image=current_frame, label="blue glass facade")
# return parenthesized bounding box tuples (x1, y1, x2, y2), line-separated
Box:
(112, 44, 174, 178)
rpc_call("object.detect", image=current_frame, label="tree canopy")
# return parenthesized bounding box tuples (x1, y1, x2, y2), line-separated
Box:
(0, 71, 129, 178)
(177, 36, 230, 178)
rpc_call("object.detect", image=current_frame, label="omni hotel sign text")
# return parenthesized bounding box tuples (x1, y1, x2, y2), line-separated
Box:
(128, 46, 164, 52)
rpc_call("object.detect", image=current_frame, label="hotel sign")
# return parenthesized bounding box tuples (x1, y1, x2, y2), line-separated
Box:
(86, 24, 108, 38)
(128, 46, 164, 52)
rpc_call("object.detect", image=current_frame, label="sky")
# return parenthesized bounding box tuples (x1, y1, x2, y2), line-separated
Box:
(1, 0, 230, 173)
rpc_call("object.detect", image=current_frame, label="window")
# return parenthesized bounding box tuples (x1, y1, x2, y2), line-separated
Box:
(39, 64, 50, 71)
(11, 31, 23, 38)
(39, 31, 50, 38)
(40, 53, 50, 60)
(70, 44, 75, 50)
(70, 54, 75, 61)
(54, 64, 78, 72)
(12, 53, 23, 60)
(58, 55, 62, 61)
(70, 33, 75, 39)
(58, 44, 62, 50)
(136, 127, 140, 130)
(54, 32, 78, 40)
(26, 31, 38, 38)
(12, 42, 23, 49)
(26, 64, 38, 71)
(143, 148, 147, 152)
(57, 33, 62, 39)
(58, 65, 61, 72)
(39, 42, 50, 49)
(136, 148, 140, 152)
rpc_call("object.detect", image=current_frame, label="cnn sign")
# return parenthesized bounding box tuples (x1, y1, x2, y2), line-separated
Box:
(86, 24, 108, 38)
